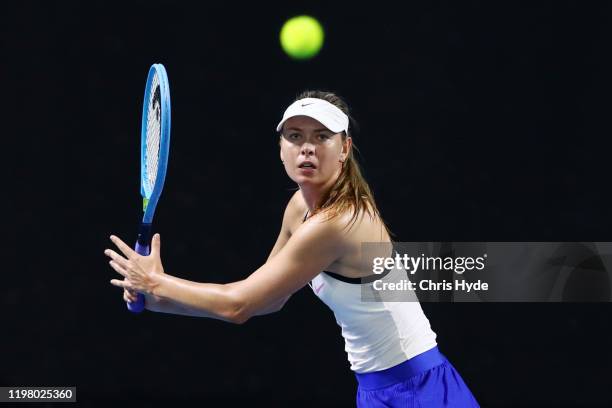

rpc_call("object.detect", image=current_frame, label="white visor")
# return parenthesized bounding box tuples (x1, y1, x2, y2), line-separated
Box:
(276, 98, 349, 134)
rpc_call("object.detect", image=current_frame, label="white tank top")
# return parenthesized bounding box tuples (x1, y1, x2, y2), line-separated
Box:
(309, 264, 438, 373)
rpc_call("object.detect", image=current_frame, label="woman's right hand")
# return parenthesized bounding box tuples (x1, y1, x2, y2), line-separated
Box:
(123, 289, 139, 304)
(123, 288, 167, 312)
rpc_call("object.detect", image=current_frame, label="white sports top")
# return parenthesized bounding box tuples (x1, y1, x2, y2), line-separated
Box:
(309, 264, 438, 373)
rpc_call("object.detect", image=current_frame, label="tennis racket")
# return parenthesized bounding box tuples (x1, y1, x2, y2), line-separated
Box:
(127, 63, 172, 313)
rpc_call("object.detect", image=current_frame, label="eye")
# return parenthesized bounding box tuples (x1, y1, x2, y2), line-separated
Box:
(318, 133, 331, 141)
(283, 132, 302, 141)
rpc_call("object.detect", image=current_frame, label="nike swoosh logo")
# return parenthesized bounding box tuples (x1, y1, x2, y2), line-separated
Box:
(301, 103, 314, 107)
(314, 283, 325, 294)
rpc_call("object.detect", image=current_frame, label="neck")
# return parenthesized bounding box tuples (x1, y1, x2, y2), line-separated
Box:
(299, 167, 342, 212)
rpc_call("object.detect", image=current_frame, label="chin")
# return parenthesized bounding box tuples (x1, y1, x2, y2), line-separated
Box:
(287, 170, 331, 187)
(296, 176, 328, 187)
(291, 175, 313, 184)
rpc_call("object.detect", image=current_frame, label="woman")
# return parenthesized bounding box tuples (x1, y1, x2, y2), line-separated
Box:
(105, 90, 480, 407)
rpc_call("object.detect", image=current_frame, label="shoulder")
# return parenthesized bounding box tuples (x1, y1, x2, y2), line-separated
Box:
(281, 190, 308, 233)
(296, 209, 354, 250)
(311, 205, 372, 232)
(310, 205, 388, 247)
(286, 189, 307, 218)
(281, 211, 350, 261)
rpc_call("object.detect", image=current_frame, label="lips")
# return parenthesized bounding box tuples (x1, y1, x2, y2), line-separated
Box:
(298, 161, 317, 169)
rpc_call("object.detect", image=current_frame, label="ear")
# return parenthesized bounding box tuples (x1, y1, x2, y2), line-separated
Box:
(341, 136, 352, 161)
(280, 144, 285, 163)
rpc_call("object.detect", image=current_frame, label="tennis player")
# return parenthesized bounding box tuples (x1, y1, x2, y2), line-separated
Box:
(105, 90, 480, 407)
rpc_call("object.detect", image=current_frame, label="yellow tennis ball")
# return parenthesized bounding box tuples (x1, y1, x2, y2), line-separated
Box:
(280, 15, 324, 60)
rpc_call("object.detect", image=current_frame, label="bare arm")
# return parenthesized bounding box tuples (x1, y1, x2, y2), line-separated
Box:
(252, 190, 305, 314)
(151, 212, 344, 323)
(223, 190, 305, 316)
(164, 191, 302, 317)
(123, 280, 202, 316)
(111, 191, 313, 319)
(107, 209, 345, 324)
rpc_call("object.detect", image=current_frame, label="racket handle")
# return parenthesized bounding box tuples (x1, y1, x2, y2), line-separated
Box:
(127, 294, 145, 313)
(126, 224, 152, 313)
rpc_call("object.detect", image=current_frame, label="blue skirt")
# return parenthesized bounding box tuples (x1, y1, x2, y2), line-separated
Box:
(355, 347, 480, 408)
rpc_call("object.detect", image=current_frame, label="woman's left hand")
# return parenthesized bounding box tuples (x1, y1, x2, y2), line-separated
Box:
(104, 233, 165, 295)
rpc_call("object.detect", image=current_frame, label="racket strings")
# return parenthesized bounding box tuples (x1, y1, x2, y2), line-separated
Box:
(144, 73, 162, 195)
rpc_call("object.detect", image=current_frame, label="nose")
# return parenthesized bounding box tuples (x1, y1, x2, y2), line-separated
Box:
(301, 142, 315, 156)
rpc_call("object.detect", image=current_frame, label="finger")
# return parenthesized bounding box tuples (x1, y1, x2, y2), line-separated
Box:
(110, 279, 131, 289)
(109, 260, 129, 278)
(110, 235, 138, 259)
(123, 289, 137, 302)
(150, 233, 161, 257)
(104, 249, 130, 269)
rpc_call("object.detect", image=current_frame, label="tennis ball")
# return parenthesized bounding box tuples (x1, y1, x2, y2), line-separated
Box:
(280, 15, 324, 60)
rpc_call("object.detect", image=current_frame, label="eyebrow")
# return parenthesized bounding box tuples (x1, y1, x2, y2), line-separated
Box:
(285, 127, 332, 133)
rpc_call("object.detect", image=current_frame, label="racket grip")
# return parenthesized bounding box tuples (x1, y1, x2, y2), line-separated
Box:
(126, 224, 152, 313)
(127, 293, 145, 313)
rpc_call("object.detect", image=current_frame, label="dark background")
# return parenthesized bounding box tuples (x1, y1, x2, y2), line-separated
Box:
(4, 1, 612, 406)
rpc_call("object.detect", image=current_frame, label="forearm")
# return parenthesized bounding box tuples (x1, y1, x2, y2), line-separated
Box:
(144, 294, 198, 317)
(252, 297, 286, 316)
(152, 274, 243, 323)
(225, 280, 287, 316)
(146, 278, 285, 319)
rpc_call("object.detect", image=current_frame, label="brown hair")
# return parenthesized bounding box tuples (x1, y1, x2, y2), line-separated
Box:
(287, 90, 391, 236)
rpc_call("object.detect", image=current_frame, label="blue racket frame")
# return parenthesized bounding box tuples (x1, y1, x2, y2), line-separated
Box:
(141, 64, 171, 224)
(128, 63, 171, 313)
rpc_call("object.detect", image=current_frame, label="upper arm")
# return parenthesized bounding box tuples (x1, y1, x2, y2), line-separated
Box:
(267, 190, 304, 261)
(252, 190, 304, 311)
(231, 213, 348, 320)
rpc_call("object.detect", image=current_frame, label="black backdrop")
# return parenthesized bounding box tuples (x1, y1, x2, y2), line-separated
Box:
(4, 1, 612, 406)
